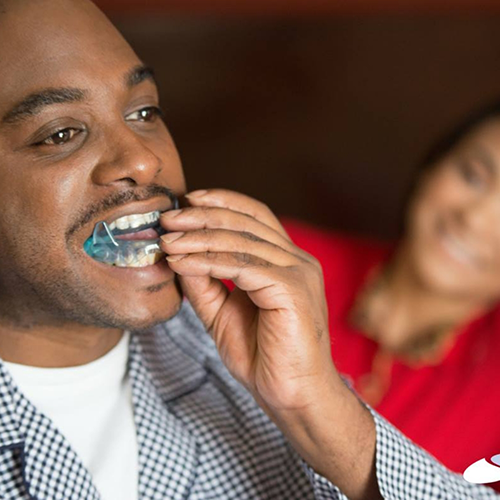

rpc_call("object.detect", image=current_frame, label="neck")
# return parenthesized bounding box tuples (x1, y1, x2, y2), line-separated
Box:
(0, 321, 123, 368)
(353, 244, 488, 357)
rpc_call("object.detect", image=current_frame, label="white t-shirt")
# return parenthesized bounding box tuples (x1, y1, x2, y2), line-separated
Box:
(4, 332, 138, 500)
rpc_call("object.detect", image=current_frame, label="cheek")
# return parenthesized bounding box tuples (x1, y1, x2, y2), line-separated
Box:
(0, 168, 83, 263)
(151, 131, 186, 191)
(162, 156, 186, 194)
(409, 170, 468, 232)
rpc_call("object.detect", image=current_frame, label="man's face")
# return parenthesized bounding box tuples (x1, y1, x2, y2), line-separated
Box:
(0, 0, 186, 330)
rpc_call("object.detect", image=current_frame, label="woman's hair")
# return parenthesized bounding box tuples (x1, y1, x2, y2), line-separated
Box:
(420, 99, 500, 174)
(399, 98, 500, 235)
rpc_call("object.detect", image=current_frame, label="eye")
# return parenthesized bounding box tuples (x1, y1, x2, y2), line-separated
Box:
(37, 128, 82, 146)
(457, 161, 488, 189)
(125, 106, 163, 123)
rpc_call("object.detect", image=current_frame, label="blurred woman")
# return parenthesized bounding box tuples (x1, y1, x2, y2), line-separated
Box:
(283, 101, 500, 487)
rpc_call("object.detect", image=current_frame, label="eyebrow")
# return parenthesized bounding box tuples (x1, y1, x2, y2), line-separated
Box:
(2, 88, 86, 125)
(125, 64, 156, 89)
(1, 64, 156, 126)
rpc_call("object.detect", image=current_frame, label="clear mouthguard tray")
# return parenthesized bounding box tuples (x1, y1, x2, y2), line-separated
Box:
(84, 194, 179, 267)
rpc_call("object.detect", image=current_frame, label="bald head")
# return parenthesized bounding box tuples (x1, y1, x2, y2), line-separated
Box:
(0, 0, 142, 117)
(0, 0, 127, 55)
(0, 0, 115, 29)
(0, 0, 94, 11)
(0, 0, 88, 15)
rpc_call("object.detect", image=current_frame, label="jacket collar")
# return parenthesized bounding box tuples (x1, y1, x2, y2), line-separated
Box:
(128, 307, 210, 499)
(132, 309, 209, 404)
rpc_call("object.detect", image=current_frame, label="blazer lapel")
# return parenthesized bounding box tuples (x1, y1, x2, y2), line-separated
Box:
(0, 362, 100, 500)
(0, 362, 28, 499)
(129, 312, 209, 500)
(19, 396, 100, 500)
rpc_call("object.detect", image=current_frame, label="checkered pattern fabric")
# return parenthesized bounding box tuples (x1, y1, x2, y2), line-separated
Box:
(371, 408, 499, 499)
(0, 302, 344, 499)
(0, 300, 496, 499)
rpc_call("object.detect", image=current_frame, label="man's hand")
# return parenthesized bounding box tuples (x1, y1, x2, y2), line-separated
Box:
(160, 189, 381, 500)
(160, 188, 335, 409)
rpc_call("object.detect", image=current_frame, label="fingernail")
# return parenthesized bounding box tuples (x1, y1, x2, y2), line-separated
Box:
(185, 189, 208, 199)
(161, 209, 182, 219)
(161, 232, 184, 243)
(166, 254, 187, 262)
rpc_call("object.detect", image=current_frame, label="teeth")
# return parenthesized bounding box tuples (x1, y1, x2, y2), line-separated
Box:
(116, 252, 163, 268)
(123, 248, 136, 265)
(115, 254, 128, 267)
(130, 215, 142, 228)
(109, 210, 161, 231)
(116, 217, 128, 230)
(442, 233, 475, 267)
(98, 246, 164, 268)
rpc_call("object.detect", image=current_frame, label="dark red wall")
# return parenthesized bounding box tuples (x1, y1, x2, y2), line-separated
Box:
(97, 0, 500, 15)
(104, 13, 500, 239)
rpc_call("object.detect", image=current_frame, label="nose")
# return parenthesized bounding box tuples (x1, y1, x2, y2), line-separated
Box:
(91, 125, 162, 187)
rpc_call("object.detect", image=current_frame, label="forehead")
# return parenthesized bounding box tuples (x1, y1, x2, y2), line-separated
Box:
(0, 1, 141, 116)
(450, 118, 500, 165)
(465, 118, 500, 148)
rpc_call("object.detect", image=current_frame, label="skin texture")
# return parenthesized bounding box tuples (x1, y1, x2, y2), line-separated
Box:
(0, 1, 381, 498)
(358, 119, 500, 353)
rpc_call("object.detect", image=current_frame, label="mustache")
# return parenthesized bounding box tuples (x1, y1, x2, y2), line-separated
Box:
(66, 185, 178, 239)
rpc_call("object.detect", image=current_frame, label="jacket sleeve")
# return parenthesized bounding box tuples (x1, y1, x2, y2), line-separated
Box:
(370, 408, 500, 499)
(302, 407, 499, 499)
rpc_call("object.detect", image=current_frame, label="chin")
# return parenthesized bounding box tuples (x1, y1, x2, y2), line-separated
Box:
(77, 278, 184, 331)
(413, 250, 482, 299)
(120, 286, 183, 330)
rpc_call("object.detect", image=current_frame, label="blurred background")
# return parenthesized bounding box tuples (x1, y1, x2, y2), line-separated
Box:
(96, 0, 500, 240)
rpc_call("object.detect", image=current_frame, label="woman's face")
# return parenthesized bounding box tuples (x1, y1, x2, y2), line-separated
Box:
(405, 118, 500, 303)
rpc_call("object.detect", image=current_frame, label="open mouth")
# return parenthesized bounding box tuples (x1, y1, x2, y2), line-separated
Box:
(436, 219, 481, 270)
(84, 198, 178, 268)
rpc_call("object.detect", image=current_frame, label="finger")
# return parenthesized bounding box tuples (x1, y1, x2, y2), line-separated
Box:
(184, 189, 291, 242)
(180, 276, 258, 384)
(160, 205, 315, 264)
(160, 228, 304, 267)
(167, 251, 298, 309)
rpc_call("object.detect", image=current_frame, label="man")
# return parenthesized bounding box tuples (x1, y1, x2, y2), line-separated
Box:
(0, 0, 495, 499)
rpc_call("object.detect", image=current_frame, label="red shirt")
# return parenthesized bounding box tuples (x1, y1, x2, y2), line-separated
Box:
(283, 218, 500, 485)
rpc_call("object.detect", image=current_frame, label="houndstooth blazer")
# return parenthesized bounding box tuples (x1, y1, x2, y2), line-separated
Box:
(0, 301, 497, 499)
